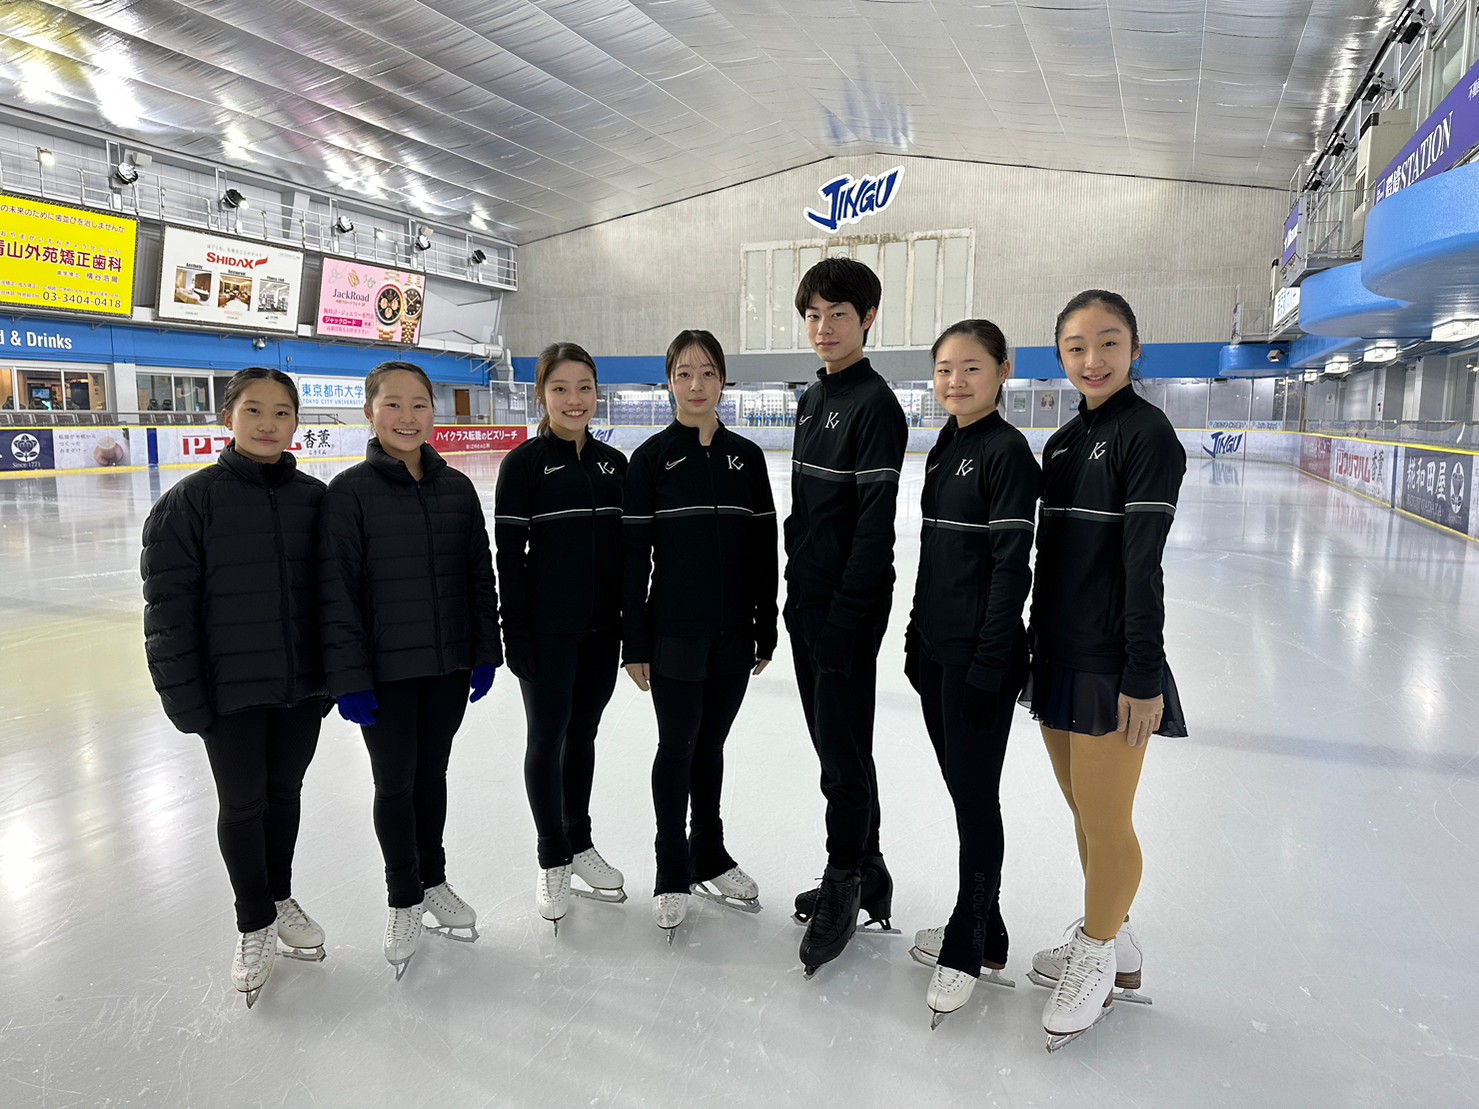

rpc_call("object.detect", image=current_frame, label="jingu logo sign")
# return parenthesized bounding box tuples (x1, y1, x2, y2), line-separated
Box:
(804, 166, 905, 233)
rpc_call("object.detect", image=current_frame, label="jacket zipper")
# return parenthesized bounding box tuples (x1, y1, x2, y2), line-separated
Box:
(268, 484, 295, 702)
(415, 481, 446, 671)
(705, 437, 725, 623)
(582, 445, 597, 630)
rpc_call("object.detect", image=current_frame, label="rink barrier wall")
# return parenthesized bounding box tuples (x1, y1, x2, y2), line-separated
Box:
(5, 422, 1475, 543)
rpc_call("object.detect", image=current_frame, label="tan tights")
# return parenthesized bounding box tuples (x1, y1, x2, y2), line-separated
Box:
(1041, 726, 1148, 942)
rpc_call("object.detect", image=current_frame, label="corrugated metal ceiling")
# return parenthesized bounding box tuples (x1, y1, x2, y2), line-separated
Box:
(0, 1, 1403, 242)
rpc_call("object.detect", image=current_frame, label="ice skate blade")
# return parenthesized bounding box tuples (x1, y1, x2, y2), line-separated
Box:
(1044, 1004, 1113, 1053)
(860, 918, 900, 935)
(571, 883, 628, 905)
(1027, 969, 1150, 1003)
(242, 986, 262, 1009)
(909, 945, 937, 967)
(982, 968, 1016, 989)
(661, 926, 678, 945)
(929, 1010, 947, 1031)
(278, 945, 326, 963)
(391, 954, 414, 981)
(424, 922, 479, 943)
(693, 884, 762, 914)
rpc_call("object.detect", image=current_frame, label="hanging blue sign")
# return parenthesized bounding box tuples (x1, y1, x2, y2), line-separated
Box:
(804, 166, 905, 233)
(1374, 57, 1479, 203)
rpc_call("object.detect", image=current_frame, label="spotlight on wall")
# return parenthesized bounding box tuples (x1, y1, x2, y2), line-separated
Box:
(373, 227, 386, 240)
(1362, 79, 1388, 103)
(413, 229, 433, 252)
(1329, 138, 1347, 159)
(252, 337, 267, 351)
(470, 248, 487, 265)
(221, 188, 247, 210)
(112, 160, 140, 186)
(1398, 11, 1428, 45)
(36, 148, 54, 168)
(1307, 173, 1326, 192)
(333, 214, 355, 234)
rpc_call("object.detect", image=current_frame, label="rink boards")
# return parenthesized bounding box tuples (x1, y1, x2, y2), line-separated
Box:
(3, 421, 1474, 541)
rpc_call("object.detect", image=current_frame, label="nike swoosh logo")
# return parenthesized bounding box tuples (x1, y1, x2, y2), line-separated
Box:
(926, 464, 940, 474)
(1051, 448, 1069, 459)
(799, 415, 813, 425)
(544, 465, 564, 474)
(664, 457, 687, 470)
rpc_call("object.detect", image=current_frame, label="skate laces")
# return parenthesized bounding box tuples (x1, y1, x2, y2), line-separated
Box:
(386, 906, 420, 944)
(428, 882, 463, 912)
(238, 926, 273, 966)
(575, 848, 616, 880)
(1056, 935, 1112, 1008)
(275, 898, 309, 931)
(810, 875, 850, 938)
(540, 867, 569, 899)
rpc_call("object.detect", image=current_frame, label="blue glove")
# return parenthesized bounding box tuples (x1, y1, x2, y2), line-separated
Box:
(469, 664, 497, 703)
(336, 690, 378, 727)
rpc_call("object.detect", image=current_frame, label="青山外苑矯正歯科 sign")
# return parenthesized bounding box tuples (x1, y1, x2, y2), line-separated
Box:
(804, 166, 905, 233)
(0, 193, 136, 318)
(1373, 55, 1479, 203)
(316, 260, 426, 345)
(155, 227, 304, 334)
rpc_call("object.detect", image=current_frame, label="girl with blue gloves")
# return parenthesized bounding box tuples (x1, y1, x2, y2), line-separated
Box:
(319, 361, 501, 979)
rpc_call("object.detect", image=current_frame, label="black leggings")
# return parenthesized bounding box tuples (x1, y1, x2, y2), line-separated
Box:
(649, 668, 750, 895)
(519, 629, 620, 869)
(917, 652, 1023, 976)
(360, 671, 470, 908)
(785, 600, 888, 872)
(201, 701, 323, 932)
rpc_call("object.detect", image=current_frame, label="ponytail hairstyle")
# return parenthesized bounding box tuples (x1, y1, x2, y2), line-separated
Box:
(220, 366, 300, 417)
(534, 342, 599, 435)
(931, 319, 1012, 413)
(1053, 289, 1144, 382)
(364, 360, 435, 408)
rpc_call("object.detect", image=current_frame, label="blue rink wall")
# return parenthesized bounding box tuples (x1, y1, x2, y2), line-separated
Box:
(2, 421, 1471, 543)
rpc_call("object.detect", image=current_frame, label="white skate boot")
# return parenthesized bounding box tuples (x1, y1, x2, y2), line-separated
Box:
(274, 898, 326, 962)
(571, 847, 627, 904)
(1042, 928, 1117, 1052)
(537, 864, 571, 935)
(654, 892, 689, 943)
(910, 925, 1015, 988)
(693, 865, 761, 913)
(384, 904, 423, 981)
(1028, 917, 1150, 1003)
(926, 964, 977, 1030)
(232, 924, 276, 1009)
(422, 881, 478, 942)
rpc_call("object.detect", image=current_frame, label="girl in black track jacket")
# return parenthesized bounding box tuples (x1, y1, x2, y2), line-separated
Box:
(142, 367, 329, 1008)
(903, 321, 1039, 1028)
(1024, 290, 1187, 1048)
(319, 362, 501, 979)
(621, 330, 778, 938)
(494, 342, 629, 931)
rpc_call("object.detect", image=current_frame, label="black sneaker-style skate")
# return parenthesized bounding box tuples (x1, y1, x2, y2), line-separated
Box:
(799, 865, 862, 978)
(793, 854, 896, 933)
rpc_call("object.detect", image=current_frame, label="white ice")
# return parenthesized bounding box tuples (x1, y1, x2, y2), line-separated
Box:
(1, 451, 1476, 1108)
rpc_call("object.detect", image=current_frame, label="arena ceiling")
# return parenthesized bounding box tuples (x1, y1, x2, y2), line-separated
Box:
(1, 1, 1404, 243)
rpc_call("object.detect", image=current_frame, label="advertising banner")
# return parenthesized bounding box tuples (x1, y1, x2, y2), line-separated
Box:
(431, 426, 527, 454)
(52, 427, 132, 469)
(1400, 445, 1471, 534)
(1331, 438, 1394, 505)
(1281, 200, 1302, 267)
(316, 259, 426, 345)
(153, 425, 371, 466)
(0, 192, 136, 317)
(0, 428, 55, 472)
(291, 374, 367, 409)
(1299, 435, 1332, 481)
(1374, 55, 1479, 203)
(156, 227, 304, 333)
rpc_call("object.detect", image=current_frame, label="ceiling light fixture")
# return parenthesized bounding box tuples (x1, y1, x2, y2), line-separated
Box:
(333, 215, 355, 234)
(221, 188, 247, 210)
(1398, 10, 1428, 45)
(414, 229, 433, 252)
(112, 160, 140, 185)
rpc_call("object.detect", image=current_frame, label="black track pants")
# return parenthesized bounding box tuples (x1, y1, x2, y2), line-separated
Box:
(519, 629, 620, 868)
(201, 701, 323, 932)
(360, 671, 470, 908)
(649, 668, 750, 895)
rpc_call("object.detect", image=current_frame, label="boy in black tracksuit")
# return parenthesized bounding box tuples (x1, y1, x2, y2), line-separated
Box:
(622, 337, 778, 920)
(494, 425, 628, 896)
(785, 258, 908, 973)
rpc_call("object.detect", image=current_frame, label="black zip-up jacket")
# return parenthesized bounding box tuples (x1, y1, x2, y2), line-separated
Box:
(318, 439, 501, 697)
(621, 420, 778, 665)
(909, 412, 1040, 691)
(141, 445, 327, 733)
(784, 358, 908, 626)
(1029, 386, 1186, 698)
(493, 430, 627, 642)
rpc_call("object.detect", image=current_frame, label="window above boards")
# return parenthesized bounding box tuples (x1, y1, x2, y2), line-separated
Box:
(740, 231, 973, 354)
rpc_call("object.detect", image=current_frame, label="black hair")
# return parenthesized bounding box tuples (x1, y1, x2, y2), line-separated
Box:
(1053, 289, 1143, 380)
(534, 342, 598, 436)
(793, 257, 883, 343)
(665, 329, 727, 385)
(365, 360, 435, 407)
(220, 367, 299, 416)
(931, 319, 1011, 411)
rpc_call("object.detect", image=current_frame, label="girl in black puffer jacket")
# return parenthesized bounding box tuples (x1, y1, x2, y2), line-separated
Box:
(142, 367, 330, 1009)
(319, 361, 501, 979)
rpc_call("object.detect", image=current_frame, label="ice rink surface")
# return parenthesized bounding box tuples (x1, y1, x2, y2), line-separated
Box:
(2, 448, 1477, 1108)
